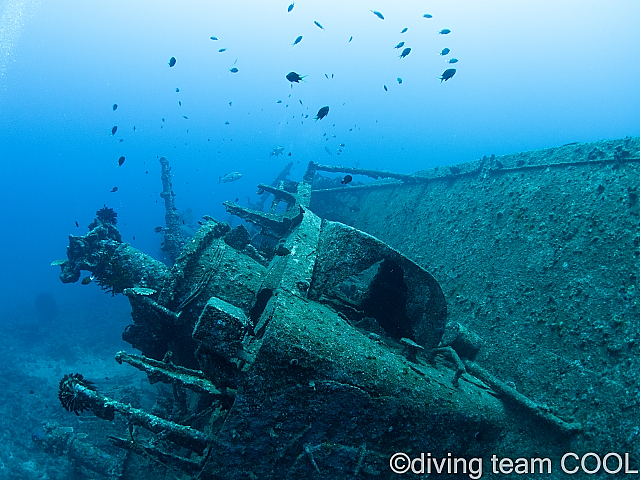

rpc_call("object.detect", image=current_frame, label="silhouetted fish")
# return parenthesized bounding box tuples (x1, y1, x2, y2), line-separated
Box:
(168, 56, 176, 67)
(314, 106, 329, 121)
(111, 126, 117, 135)
(112, 104, 118, 111)
(118, 156, 125, 166)
(399, 47, 411, 59)
(341, 175, 353, 185)
(314, 20, 324, 30)
(440, 68, 456, 82)
(111, 186, 118, 192)
(293, 35, 303, 45)
(288, 2, 294, 12)
(370, 10, 384, 20)
(286, 71, 307, 83)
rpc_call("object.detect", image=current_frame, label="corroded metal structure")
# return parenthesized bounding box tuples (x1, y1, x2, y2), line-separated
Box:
(52, 158, 579, 478)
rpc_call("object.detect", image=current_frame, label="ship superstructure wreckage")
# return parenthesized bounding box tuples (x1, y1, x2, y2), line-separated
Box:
(50, 158, 580, 479)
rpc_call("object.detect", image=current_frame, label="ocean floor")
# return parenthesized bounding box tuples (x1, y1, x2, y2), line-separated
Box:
(0, 294, 156, 479)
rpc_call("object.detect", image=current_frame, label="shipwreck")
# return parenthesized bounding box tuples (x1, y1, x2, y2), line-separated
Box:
(48, 137, 640, 478)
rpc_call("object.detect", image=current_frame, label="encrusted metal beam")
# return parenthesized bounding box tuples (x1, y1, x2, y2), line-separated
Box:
(114, 351, 224, 397)
(64, 380, 210, 454)
(306, 161, 418, 183)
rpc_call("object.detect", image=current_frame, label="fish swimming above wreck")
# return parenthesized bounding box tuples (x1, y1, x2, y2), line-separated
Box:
(270, 146, 285, 156)
(314, 106, 329, 120)
(286, 71, 306, 83)
(440, 68, 456, 82)
(219, 171, 242, 183)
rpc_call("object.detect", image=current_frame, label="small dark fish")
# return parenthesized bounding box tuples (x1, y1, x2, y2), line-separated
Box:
(423, 13, 433, 18)
(111, 186, 118, 192)
(440, 68, 456, 82)
(399, 47, 411, 59)
(132, 236, 135, 240)
(162, 118, 165, 122)
(111, 126, 117, 135)
(383, 85, 387, 91)
(219, 48, 226, 52)
(224, 121, 230, 125)
(229, 67, 239, 73)
(154, 226, 163, 233)
(112, 104, 118, 111)
(394, 41, 405, 49)
(324, 147, 332, 156)
(118, 156, 125, 166)
(447, 58, 458, 64)
(133, 126, 137, 132)
(287, 2, 294, 12)
(75, 221, 79, 227)
(168, 56, 176, 67)
(397, 77, 403, 84)
(288, 152, 292, 156)
(275, 246, 291, 256)
(276, 100, 282, 103)
(349, 36, 353, 42)
(314, 106, 329, 121)
(400, 27, 408, 33)
(293, 35, 303, 46)
(314, 20, 324, 30)
(339, 143, 345, 147)
(439, 29, 451, 34)
(370, 10, 384, 20)
(183, 115, 188, 119)
(210, 36, 219, 40)
(286, 71, 307, 83)
(299, 99, 303, 105)
(81, 276, 92, 285)
(439, 48, 450, 56)
(229, 101, 232, 106)
(179, 100, 182, 106)
(176, 87, 180, 92)
(341, 175, 353, 185)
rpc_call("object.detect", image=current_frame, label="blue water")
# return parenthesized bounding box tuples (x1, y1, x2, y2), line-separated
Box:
(0, 0, 639, 319)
